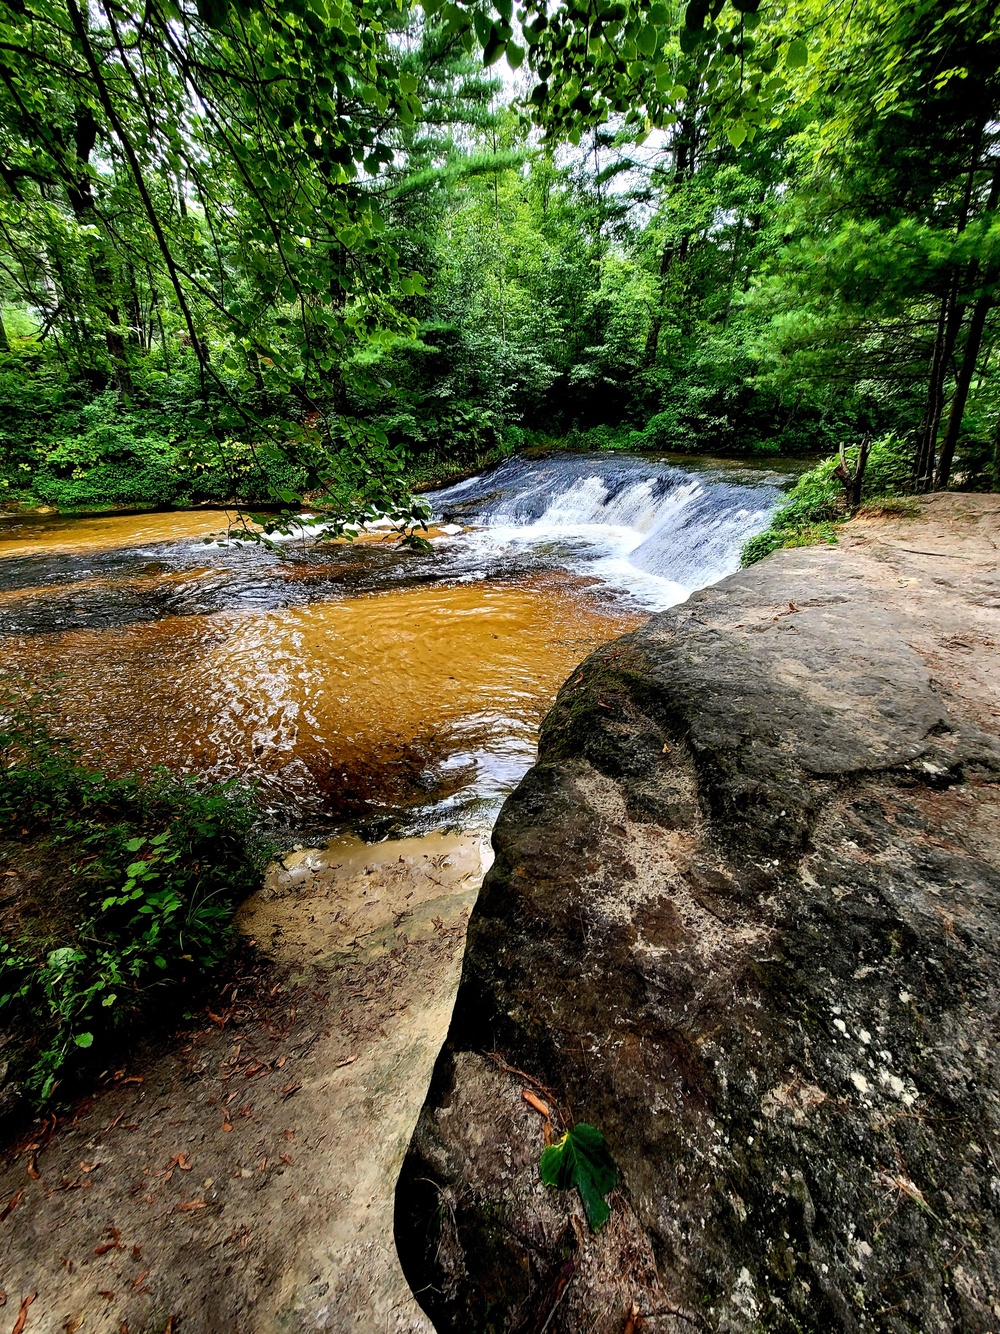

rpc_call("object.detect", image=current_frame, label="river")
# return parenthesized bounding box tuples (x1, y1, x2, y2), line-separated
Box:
(0, 451, 790, 841)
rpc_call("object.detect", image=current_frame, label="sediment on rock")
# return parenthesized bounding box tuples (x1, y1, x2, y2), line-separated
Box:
(396, 498, 1000, 1334)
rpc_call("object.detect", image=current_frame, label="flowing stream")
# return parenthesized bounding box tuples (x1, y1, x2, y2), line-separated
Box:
(0, 451, 790, 838)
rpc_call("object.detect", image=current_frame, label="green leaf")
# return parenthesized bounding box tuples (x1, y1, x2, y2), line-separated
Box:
(506, 40, 525, 68)
(786, 37, 808, 67)
(74, 1032, 94, 1049)
(473, 10, 491, 45)
(124, 836, 146, 852)
(539, 1122, 617, 1231)
(727, 120, 747, 147)
(636, 23, 658, 55)
(483, 30, 505, 65)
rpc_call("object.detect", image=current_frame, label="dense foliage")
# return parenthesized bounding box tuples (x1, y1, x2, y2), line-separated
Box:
(1, 0, 998, 511)
(0, 695, 270, 1102)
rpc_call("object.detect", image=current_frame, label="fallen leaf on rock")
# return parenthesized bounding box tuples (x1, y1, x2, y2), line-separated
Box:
(522, 1090, 551, 1118)
(335, 1056, 358, 1069)
(78, 1162, 99, 1174)
(62, 1315, 84, 1333)
(221, 1117, 233, 1133)
(12, 1293, 36, 1334)
(94, 1241, 123, 1256)
(540, 1122, 618, 1232)
(164, 1153, 191, 1180)
(1, 1190, 23, 1222)
(280, 1081, 301, 1100)
(26, 1156, 39, 1181)
(175, 1199, 206, 1212)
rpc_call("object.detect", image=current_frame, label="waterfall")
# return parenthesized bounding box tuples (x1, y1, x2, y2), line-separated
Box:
(429, 452, 786, 611)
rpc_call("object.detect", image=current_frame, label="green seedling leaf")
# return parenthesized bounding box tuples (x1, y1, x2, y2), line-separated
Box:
(539, 1122, 617, 1231)
(74, 1032, 94, 1048)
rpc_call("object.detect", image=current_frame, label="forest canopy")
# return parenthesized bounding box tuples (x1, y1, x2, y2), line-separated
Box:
(1, 0, 999, 517)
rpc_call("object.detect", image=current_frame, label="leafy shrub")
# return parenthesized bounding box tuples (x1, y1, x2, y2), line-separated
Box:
(741, 433, 912, 565)
(0, 694, 270, 1103)
(32, 396, 180, 508)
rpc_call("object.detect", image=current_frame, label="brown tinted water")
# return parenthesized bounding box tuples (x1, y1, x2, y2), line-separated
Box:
(1, 509, 642, 831)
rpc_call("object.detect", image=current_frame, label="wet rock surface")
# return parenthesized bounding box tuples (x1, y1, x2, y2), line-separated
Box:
(397, 496, 1000, 1333)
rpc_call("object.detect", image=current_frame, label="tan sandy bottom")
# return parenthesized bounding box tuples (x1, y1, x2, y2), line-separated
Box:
(0, 508, 243, 556)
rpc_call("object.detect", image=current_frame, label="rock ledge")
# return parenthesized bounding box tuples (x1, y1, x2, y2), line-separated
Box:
(397, 497, 1000, 1333)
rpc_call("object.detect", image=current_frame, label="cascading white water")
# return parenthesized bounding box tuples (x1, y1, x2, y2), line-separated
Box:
(429, 452, 787, 611)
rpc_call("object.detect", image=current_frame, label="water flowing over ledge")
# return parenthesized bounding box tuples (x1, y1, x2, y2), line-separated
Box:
(428, 452, 787, 610)
(0, 452, 789, 834)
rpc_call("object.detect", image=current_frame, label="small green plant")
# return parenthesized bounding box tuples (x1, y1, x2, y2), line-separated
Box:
(539, 1122, 618, 1231)
(0, 689, 270, 1103)
(742, 433, 913, 565)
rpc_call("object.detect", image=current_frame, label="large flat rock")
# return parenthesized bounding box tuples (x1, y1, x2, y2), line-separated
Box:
(397, 497, 1000, 1333)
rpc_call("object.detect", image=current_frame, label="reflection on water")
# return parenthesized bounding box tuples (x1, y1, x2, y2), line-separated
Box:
(1, 576, 640, 835)
(0, 452, 787, 836)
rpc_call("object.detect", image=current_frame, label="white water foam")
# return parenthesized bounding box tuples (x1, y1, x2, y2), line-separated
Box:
(430, 454, 784, 611)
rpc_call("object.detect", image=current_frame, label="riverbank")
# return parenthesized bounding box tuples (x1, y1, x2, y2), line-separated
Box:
(0, 829, 488, 1332)
(399, 492, 1000, 1332)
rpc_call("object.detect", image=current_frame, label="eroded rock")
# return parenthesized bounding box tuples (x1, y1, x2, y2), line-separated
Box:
(397, 510, 1000, 1333)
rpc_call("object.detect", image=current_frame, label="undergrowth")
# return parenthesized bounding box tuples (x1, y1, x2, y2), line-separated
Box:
(0, 690, 270, 1104)
(741, 434, 913, 565)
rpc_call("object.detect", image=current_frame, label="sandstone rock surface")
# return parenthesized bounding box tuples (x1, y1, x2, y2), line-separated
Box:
(397, 496, 1000, 1333)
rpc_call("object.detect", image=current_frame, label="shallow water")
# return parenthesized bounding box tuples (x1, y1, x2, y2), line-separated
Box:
(0, 452, 789, 836)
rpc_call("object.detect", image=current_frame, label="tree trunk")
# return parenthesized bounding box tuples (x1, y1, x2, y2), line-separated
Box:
(913, 129, 990, 489)
(934, 167, 1000, 489)
(0, 308, 9, 352)
(65, 105, 133, 394)
(643, 114, 696, 368)
(914, 286, 962, 488)
(992, 415, 1000, 493)
(934, 289, 995, 489)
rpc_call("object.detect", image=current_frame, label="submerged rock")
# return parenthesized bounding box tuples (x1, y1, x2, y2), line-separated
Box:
(396, 510, 1000, 1333)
